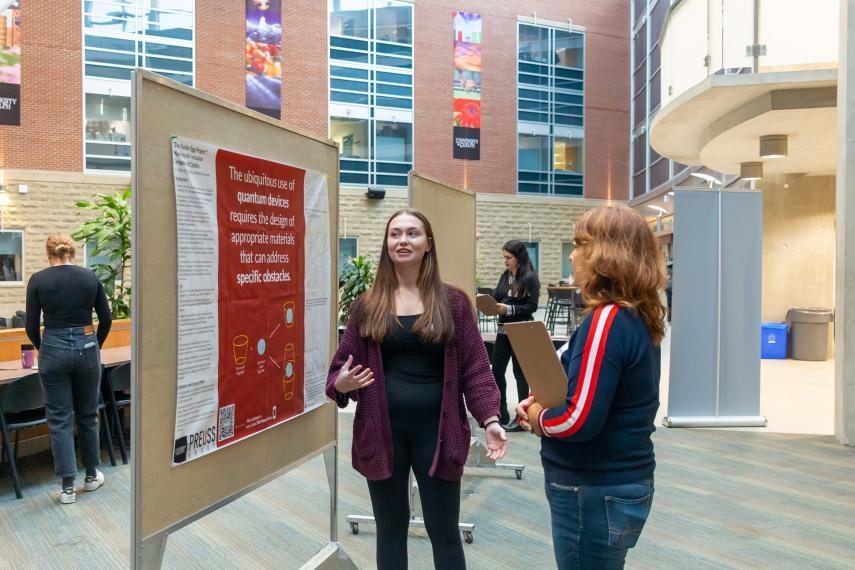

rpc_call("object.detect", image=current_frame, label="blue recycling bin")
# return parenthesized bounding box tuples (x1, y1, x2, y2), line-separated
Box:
(761, 323, 788, 359)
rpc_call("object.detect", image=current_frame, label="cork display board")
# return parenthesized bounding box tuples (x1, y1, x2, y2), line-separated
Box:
(131, 71, 338, 542)
(409, 171, 476, 303)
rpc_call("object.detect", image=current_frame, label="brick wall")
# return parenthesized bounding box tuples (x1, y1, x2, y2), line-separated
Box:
(196, 1, 245, 106)
(1, 0, 629, 199)
(0, 0, 83, 171)
(413, 0, 629, 200)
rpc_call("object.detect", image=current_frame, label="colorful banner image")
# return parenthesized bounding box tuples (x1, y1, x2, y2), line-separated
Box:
(0, 1, 21, 126)
(170, 137, 331, 465)
(246, 0, 282, 119)
(452, 10, 481, 160)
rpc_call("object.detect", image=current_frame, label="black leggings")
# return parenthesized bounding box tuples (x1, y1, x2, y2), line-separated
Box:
(367, 414, 465, 570)
(491, 332, 529, 424)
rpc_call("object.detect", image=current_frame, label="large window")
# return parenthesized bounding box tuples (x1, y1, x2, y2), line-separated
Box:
(518, 23, 585, 196)
(0, 230, 23, 283)
(524, 242, 539, 273)
(561, 241, 574, 281)
(329, 0, 413, 188)
(83, 0, 195, 172)
(338, 237, 358, 275)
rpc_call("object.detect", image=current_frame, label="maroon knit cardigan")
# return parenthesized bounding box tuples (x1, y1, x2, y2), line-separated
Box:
(326, 286, 499, 481)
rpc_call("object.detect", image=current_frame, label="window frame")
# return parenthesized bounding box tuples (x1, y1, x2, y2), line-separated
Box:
(82, 0, 196, 174)
(337, 236, 359, 276)
(328, 0, 414, 189)
(516, 20, 586, 197)
(0, 229, 25, 286)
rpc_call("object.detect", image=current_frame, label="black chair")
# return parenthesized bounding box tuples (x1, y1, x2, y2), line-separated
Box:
(102, 363, 129, 465)
(0, 373, 47, 499)
(476, 287, 498, 333)
(546, 287, 577, 336)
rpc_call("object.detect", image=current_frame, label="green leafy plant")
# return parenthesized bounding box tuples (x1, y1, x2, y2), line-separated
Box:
(338, 254, 376, 325)
(72, 188, 132, 319)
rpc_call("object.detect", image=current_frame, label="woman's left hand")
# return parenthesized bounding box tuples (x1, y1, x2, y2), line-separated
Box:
(497, 303, 509, 316)
(484, 422, 508, 460)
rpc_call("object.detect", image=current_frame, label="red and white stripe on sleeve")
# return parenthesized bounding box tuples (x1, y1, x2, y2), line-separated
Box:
(539, 304, 619, 438)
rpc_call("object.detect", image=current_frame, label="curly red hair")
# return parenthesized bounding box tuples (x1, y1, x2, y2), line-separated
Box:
(572, 205, 667, 344)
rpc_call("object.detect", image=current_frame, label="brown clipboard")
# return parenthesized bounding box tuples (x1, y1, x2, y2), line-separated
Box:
(475, 293, 502, 316)
(503, 321, 568, 408)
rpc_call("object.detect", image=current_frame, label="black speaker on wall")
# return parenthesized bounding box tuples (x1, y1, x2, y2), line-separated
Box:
(365, 187, 386, 200)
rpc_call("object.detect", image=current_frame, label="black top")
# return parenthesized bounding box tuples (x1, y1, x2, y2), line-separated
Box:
(380, 314, 445, 417)
(493, 270, 540, 325)
(25, 265, 113, 349)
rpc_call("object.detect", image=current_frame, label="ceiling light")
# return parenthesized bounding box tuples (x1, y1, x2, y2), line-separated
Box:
(667, 191, 675, 196)
(740, 161, 763, 181)
(760, 134, 788, 159)
(647, 204, 670, 215)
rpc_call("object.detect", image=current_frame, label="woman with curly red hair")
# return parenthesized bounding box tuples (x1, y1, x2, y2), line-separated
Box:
(516, 204, 667, 569)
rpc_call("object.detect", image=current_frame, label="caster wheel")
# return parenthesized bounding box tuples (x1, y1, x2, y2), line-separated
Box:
(515, 469, 523, 480)
(463, 531, 474, 544)
(350, 522, 359, 534)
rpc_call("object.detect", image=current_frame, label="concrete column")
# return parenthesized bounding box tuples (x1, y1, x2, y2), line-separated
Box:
(835, 0, 855, 445)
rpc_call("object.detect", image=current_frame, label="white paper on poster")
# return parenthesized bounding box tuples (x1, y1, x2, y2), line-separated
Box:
(171, 137, 220, 465)
(170, 136, 333, 466)
(303, 171, 331, 411)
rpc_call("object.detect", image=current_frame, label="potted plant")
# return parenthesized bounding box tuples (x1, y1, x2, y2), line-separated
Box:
(338, 254, 376, 326)
(72, 188, 132, 319)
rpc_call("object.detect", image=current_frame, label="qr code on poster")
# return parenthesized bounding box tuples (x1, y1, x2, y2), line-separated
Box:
(218, 404, 235, 442)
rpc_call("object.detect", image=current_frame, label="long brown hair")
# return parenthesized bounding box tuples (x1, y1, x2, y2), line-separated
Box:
(355, 209, 454, 344)
(572, 205, 667, 344)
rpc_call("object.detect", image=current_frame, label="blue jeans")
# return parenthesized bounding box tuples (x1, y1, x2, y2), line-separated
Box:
(38, 327, 102, 479)
(544, 478, 654, 569)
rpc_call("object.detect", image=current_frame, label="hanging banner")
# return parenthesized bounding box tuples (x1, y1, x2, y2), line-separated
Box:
(245, 0, 282, 119)
(452, 11, 481, 160)
(0, 1, 21, 126)
(170, 137, 331, 465)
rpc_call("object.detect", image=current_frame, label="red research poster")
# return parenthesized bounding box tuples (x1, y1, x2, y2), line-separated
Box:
(170, 138, 330, 465)
(215, 150, 305, 444)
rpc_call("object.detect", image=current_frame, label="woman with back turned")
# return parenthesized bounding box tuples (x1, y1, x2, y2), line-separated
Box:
(327, 209, 505, 569)
(490, 239, 540, 431)
(25, 234, 112, 504)
(516, 205, 666, 569)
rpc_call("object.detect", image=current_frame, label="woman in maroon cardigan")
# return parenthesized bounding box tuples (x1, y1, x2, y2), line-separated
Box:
(327, 208, 506, 570)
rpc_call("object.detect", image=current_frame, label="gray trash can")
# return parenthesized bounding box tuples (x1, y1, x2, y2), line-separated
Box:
(786, 307, 833, 361)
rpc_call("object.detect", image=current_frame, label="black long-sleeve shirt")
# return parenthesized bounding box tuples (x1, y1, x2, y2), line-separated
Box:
(493, 270, 540, 325)
(25, 265, 113, 349)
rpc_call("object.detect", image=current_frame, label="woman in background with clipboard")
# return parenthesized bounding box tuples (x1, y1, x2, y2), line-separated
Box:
(515, 205, 666, 569)
(490, 240, 540, 431)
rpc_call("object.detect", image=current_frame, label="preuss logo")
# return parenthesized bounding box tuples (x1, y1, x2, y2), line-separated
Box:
(186, 425, 218, 458)
(455, 137, 477, 149)
(0, 97, 17, 111)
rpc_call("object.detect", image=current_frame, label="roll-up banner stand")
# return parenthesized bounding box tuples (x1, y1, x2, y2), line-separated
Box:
(665, 188, 767, 428)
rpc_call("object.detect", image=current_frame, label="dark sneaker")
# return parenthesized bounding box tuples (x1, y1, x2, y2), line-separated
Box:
(503, 420, 524, 432)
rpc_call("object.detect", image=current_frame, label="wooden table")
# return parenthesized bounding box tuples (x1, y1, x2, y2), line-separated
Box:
(0, 346, 131, 386)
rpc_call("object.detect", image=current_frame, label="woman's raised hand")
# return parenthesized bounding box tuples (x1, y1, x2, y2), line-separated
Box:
(334, 354, 375, 393)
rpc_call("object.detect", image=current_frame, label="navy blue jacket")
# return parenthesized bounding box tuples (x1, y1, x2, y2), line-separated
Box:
(537, 304, 660, 485)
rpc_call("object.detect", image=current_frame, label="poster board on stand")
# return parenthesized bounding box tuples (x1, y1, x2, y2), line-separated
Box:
(408, 171, 476, 303)
(131, 70, 347, 568)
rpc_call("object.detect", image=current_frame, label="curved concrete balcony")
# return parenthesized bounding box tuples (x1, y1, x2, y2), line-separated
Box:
(649, 69, 837, 176)
(651, 0, 839, 176)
